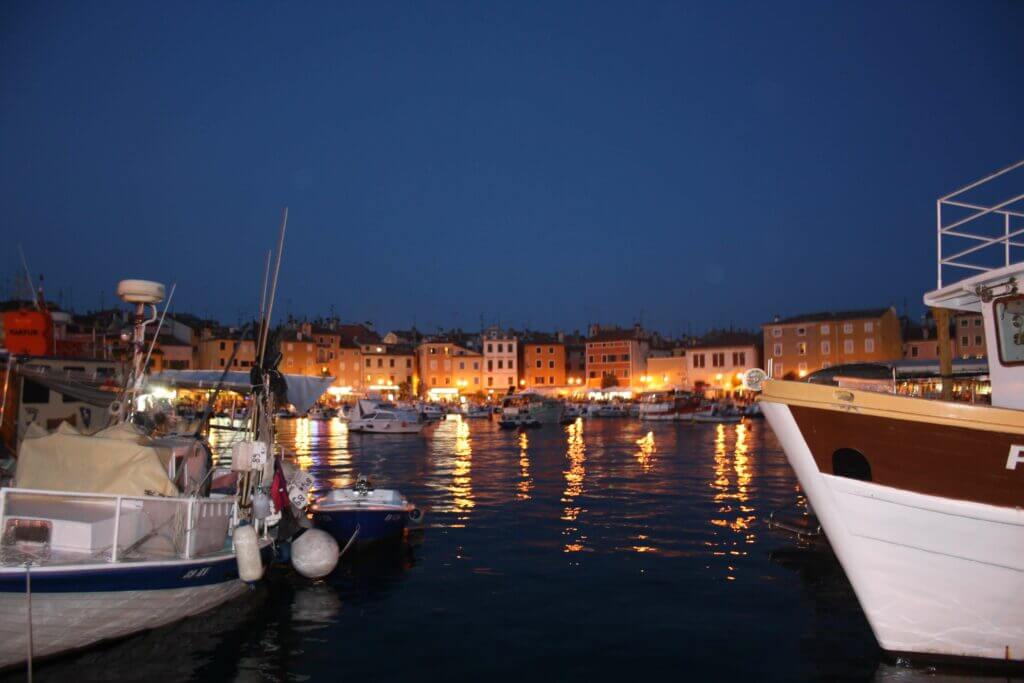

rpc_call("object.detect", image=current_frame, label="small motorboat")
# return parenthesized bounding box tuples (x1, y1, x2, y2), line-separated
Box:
(310, 476, 421, 544)
(463, 404, 492, 419)
(348, 400, 424, 434)
(418, 403, 445, 421)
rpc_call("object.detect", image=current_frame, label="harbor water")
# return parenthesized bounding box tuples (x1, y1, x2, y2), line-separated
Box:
(9, 417, 976, 682)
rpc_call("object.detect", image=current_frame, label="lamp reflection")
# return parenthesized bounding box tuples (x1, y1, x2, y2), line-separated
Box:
(450, 415, 474, 523)
(708, 422, 756, 581)
(517, 431, 531, 501)
(562, 418, 587, 553)
(635, 431, 656, 472)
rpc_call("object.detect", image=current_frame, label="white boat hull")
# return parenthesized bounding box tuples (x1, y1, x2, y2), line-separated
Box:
(0, 580, 248, 668)
(762, 400, 1024, 662)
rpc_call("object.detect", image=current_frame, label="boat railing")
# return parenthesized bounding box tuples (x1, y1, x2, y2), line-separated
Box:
(0, 488, 233, 563)
(937, 158, 1024, 288)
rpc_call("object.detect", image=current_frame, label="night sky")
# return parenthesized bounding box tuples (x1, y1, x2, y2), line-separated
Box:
(2, 2, 1022, 336)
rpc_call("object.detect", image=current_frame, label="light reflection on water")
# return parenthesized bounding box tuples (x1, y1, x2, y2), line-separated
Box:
(20, 417, 899, 682)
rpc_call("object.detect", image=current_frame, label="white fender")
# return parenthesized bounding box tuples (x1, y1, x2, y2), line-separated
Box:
(234, 523, 263, 582)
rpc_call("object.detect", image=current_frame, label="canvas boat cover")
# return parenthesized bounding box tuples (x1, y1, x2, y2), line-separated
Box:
(15, 422, 178, 497)
(149, 370, 333, 414)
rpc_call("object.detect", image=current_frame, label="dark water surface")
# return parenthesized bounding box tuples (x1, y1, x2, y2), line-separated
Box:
(20, 417, 1001, 682)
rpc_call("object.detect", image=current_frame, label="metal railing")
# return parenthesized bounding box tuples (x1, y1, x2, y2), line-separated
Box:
(937, 159, 1024, 289)
(0, 488, 233, 562)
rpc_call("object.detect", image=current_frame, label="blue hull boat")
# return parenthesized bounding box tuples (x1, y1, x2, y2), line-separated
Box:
(310, 477, 420, 544)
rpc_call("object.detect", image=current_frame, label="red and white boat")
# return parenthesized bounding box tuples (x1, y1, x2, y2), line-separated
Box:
(637, 391, 701, 421)
(750, 160, 1024, 667)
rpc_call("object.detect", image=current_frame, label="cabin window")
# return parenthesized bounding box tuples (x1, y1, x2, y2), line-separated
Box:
(22, 379, 50, 404)
(994, 295, 1024, 364)
(833, 448, 871, 481)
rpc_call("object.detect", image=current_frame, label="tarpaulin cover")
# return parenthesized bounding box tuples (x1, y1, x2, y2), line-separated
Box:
(15, 422, 178, 497)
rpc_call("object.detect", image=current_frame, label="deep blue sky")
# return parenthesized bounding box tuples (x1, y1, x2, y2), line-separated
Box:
(2, 2, 1022, 336)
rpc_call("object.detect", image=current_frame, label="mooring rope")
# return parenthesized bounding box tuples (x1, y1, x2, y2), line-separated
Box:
(25, 560, 33, 683)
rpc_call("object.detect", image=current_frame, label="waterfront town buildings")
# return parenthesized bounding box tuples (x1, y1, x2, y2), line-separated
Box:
(520, 334, 567, 389)
(585, 324, 650, 390)
(482, 326, 518, 391)
(763, 307, 903, 379)
(683, 331, 761, 395)
(5, 295, 965, 404)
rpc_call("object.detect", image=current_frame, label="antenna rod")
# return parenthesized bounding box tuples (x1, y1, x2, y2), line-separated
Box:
(17, 246, 40, 311)
(258, 207, 288, 365)
(141, 283, 177, 378)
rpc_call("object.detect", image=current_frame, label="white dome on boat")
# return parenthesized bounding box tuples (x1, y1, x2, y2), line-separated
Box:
(117, 279, 165, 304)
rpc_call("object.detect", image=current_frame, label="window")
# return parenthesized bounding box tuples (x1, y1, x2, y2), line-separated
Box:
(843, 323, 853, 334)
(429, 348, 437, 354)
(220, 341, 227, 351)
(821, 340, 831, 354)
(774, 363, 783, 376)
(864, 322, 874, 333)
(589, 371, 596, 378)
(821, 361, 831, 369)
(549, 376, 555, 384)
(487, 343, 493, 353)
(712, 352, 725, 367)
(431, 376, 436, 385)
(536, 360, 542, 368)
(975, 318, 982, 327)
(21, 379, 50, 404)
(444, 360, 451, 370)
(549, 347, 554, 354)
(487, 360, 493, 371)
(693, 354, 705, 368)
(771, 327, 781, 338)
(488, 377, 493, 387)
(975, 335, 982, 346)
(732, 351, 746, 366)
(497, 359, 503, 369)
(911, 346, 919, 358)
(537, 376, 545, 384)
(377, 359, 383, 368)
(796, 327, 806, 336)
(798, 362, 807, 372)
(773, 343, 782, 357)
(459, 361, 465, 370)
(406, 359, 412, 368)
(601, 355, 607, 362)
(960, 319, 969, 328)
(220, 358, 226, 367)
(961, 336, 969, 347)
(474, 377, 479, 385)
(588, 355, 594, 363)
(548, 360, 554, 369)
(389, 359, 395, 367)
(366, 358, 372, 367)
(445, 378, 450, 385)
(473, 361, 479, 370)
(820, 324, 830, 334)
(994, 296, 1024, 363)
(508, 359, 514, 369)
(430, 359, 437, 370)
(623, 369, 629, 377)
(497, 343, 504, 353)
(844, 339, 854, 353)
(797, 343, 807, 356)
(507, 377, 513, 384)
(865, 338, 875, 353)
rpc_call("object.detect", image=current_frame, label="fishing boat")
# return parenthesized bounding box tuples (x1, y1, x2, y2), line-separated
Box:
(750, 160, 1024, 667)
(347, 399, 424, 434)
(462, 404, 492, 419)
(0, 279, 273, 671)
(693, 403, 742, 423)
(638, 391, 701, 421)
(500, 392, 564, 425)
(310, 475, 420, 544)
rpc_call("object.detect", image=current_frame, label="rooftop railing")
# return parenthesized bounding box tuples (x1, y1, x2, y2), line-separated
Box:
(937, 159, 1024, 289)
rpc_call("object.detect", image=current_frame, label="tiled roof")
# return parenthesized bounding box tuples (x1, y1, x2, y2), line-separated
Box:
(768, 308, 892, 326)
